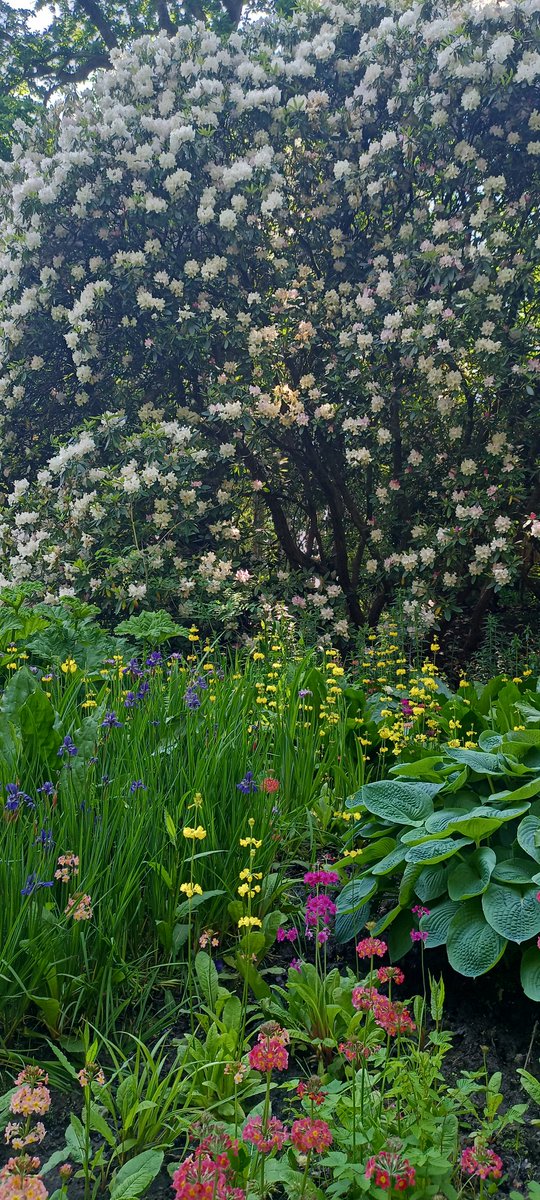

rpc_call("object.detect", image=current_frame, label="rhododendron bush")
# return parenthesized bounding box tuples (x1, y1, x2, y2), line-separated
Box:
(0, 0, 539, 634)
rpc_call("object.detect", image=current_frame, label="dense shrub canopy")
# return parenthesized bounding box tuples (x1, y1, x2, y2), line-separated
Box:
(0, 0, 539, 632)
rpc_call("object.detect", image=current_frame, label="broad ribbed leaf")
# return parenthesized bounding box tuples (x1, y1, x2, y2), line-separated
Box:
(427, 805, 528, 842)
(447, 901, 507, 978)
(419, 899, 460, 949)
(444, 748, 504, 776)
(448, 847, 496, 901)
(520, 945, 540, 1001)
(517, 815, 540, 864)
(478, 731, 503, 752)
(488, 779, 540, 806)
(346, 781, 441, 826)
(482, 883, 540, 944)
(371, 845, 407, 876)
(405, 837, 472, 866)
(336, 875, 377, 914)
(415, 864, 449, 902)
(492, 858, 537, 885)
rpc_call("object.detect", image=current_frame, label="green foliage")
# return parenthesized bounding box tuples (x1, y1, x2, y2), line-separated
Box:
(115, 610, 190, 645)
(337, 677, 540, 991)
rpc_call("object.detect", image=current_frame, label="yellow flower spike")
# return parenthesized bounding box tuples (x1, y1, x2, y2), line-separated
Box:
(182, 825, 207, 840)
(180, 882, 203, 898)
(238, 916, 262, 929)
(252, 651, 265, 661)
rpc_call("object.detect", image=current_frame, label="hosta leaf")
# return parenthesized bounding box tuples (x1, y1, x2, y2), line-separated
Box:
(444, 748, 505, 776)
(405, 837, 472, 866)
(387, 909, 415, 961)
(336, 876, 378, 912)
(372, 904, 403, 936)
(424, 808, 475, 835)
(517, 815, 540, 864)
(520, 945, 540, 1002)
(478, 731, 503, 752)
(488, 779, 540, 806)
(482, 883, 540, 944)
(398, 863, 423, 906)
(427, 805, 528, 842)
(346, 781, 442, 826)
(447, 901, 507, 978)
(388, 756, 445, 781)
(492, 858, 537, 885)
(503, 730, 540, 747)
(415, 864, 449, 903)
(419, 899, 460, 949)
(448, 847, 496, 901)
(335, 903, 371, 945)
(371, 844, 408, 876)
(353, 837, 396, 868)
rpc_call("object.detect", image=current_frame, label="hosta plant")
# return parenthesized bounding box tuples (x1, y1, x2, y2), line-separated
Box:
(336, 721, 540, 998)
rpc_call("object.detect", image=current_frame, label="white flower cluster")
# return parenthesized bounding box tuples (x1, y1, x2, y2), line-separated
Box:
(0, 0, 538, 634)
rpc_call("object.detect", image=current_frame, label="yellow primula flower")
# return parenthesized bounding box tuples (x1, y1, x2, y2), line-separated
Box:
(238, 916, 262, 929)
(180, 882, 203, 898)
(183, 825, 207, 841)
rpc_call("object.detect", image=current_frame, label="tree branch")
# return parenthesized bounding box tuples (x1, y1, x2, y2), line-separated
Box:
(74, 0, 118, 49)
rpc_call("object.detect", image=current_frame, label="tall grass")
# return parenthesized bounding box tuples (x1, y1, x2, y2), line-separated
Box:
(0, 634, 363, 1040)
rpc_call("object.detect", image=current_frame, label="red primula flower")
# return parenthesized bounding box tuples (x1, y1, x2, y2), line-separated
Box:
(291, 1118, 332, 1154)
(365, 1151, 416, 1191)
(356, 937, 387, 959)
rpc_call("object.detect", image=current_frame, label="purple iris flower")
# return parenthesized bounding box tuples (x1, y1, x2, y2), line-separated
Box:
(37, 782, 54, 796)
(21, 873, 53, 897)
(58, 735, 78, 757)
(130, 780, 146, 793)
(124, 658, 143, 678)
(146, 651, 162, 668)
(5, 783, 34, 812)
(237, 770, 258, 794)
(35, 828, 55, 850)
(137, 681, 150, 700)
(101, 711, 123, 728)
(185, 687, 201, 710)
(124, 691, 137, 708)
